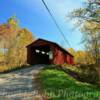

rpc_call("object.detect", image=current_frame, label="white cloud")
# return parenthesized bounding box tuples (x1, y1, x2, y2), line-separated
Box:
(45, 0, 82, 15)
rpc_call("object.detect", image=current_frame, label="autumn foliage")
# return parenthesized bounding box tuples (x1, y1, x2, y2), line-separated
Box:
(68, 48, 95, 65)
(0, 16, 34, 68)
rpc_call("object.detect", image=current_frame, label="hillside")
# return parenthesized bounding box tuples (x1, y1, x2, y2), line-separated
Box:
(39, 66, 100, 100)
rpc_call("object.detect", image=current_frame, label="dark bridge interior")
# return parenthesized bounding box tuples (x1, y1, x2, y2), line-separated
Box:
(31, 45, 51, 64)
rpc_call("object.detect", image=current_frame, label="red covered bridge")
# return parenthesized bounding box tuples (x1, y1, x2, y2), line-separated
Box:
(26, 38, 74, 65)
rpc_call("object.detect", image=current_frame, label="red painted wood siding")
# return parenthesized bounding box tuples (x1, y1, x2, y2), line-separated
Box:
(53, 47, 65, 65)
(66, 55, 74, 64)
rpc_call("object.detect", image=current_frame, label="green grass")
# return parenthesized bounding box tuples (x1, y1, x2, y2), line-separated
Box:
(39, 67, 100, 100)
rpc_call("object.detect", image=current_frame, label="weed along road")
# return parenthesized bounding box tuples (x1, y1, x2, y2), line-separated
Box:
(0, 65, 44, 100)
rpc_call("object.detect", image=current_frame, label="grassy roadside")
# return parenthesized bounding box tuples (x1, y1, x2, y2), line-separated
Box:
(39, 66, 100, 100)
(0, 64, 32, 73)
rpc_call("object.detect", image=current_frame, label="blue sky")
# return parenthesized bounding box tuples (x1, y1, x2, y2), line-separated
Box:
(0, 0, 85, 50)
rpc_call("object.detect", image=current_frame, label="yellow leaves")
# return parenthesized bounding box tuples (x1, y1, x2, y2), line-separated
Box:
(68, 48, 95, 65)
(84, 21, 100, 30)
(6, 28, 34, 66)
(96, 10, 100, 14)
(68, 48, 76, 56)
(0, 16, 35, 67)
(17, 28, 34, 46)
(7, 16, 19, 29)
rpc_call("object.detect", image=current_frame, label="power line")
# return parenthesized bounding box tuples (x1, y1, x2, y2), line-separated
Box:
(41, 0, 72, 48)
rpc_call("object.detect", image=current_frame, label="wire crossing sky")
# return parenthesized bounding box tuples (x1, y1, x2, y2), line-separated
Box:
(41, 0, 72, 48)
(0, 0, 84, 50)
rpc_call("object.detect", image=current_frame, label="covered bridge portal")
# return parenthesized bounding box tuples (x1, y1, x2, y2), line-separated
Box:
(26, 39, 74, 65)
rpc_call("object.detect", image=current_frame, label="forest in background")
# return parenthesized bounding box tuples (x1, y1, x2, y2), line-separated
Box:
(0, 16, 34, 71)
(69, 0, 100, 65)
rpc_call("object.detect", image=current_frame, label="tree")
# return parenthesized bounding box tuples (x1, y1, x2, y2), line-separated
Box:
(69, 0, 100, 64)
(68, 48, 95, 65)
(68, 48, 76, 56)
(0, 16, 35, 67)
(0, 49, 4, 62)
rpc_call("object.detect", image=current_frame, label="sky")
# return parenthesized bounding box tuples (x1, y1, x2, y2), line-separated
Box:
(0, 0, 85, 50)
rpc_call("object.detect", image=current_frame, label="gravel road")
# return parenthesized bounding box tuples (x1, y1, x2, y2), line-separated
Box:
(0, 65, 44, 100)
